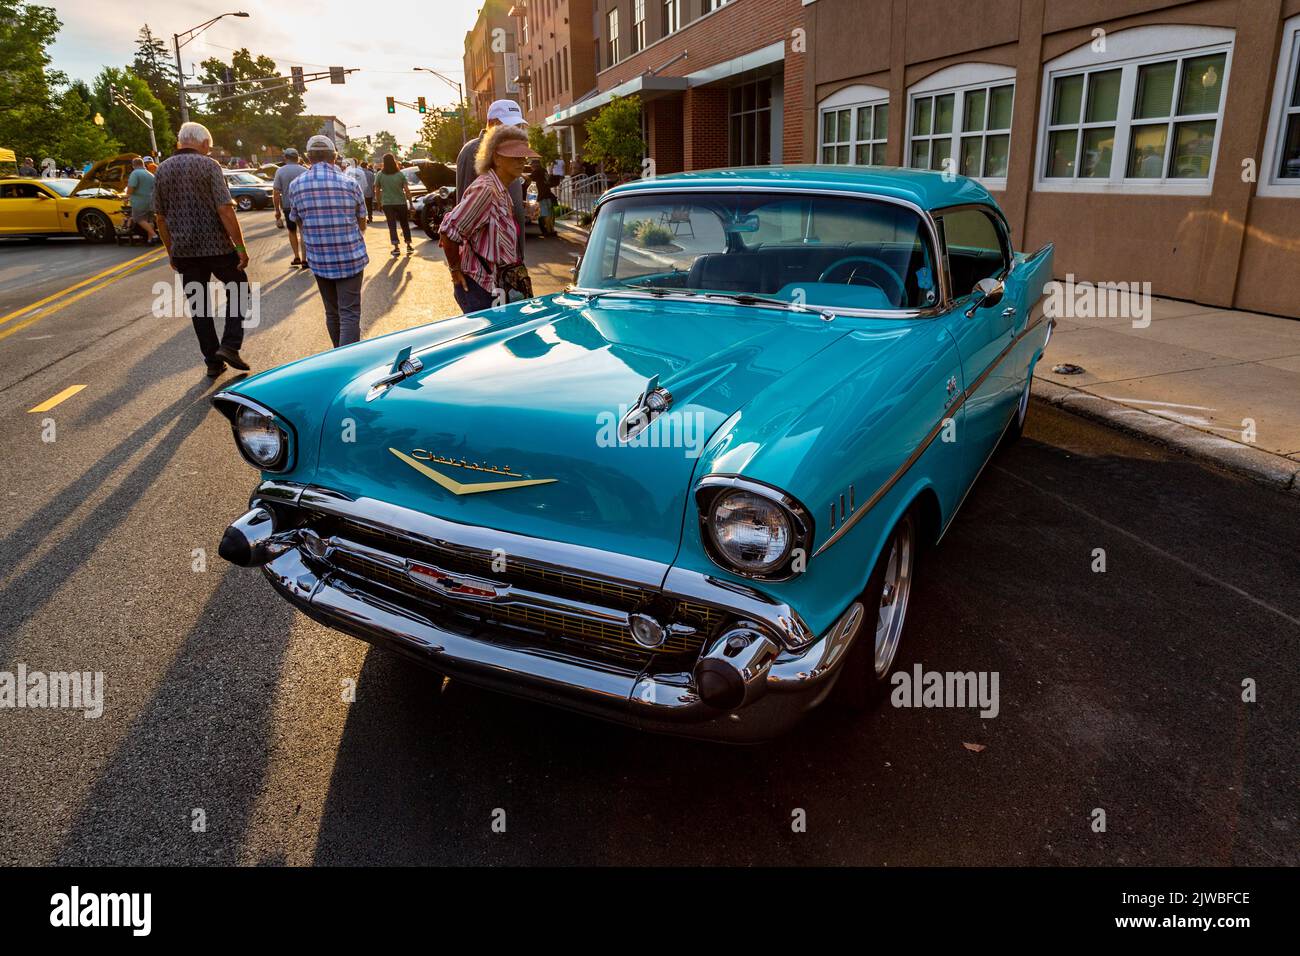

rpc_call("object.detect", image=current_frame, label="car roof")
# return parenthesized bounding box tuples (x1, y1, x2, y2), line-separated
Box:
(603, 164, 996, 211)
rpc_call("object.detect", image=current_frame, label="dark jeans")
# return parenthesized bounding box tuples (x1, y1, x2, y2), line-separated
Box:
(383, 204, 411, 245)
(173, 251, 248, 362)
(315, 270, 364, 347)
(453, 275, 495, 315)
(365, 197, 374, 220)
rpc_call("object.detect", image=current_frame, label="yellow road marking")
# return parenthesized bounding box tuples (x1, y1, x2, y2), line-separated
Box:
(0, 247, 164, 330)
(0, 252, 167, 343)
(28, 384, 87, 413)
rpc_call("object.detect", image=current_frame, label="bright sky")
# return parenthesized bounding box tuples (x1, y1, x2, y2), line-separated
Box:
(48, 0, 484, 149)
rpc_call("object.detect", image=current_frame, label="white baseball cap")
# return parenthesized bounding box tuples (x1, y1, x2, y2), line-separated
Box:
(305, 134, 335, 151)
(486, 99, 526, 126)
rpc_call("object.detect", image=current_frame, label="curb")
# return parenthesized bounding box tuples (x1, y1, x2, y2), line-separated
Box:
(1031, 379, 1300, 496)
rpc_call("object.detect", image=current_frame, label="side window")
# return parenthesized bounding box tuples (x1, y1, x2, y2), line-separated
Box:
(939, 207, 1008, 298)
(1, 183, 45, 199)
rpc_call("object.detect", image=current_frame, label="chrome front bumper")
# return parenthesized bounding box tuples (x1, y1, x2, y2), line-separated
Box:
(230, 482, 865, 742)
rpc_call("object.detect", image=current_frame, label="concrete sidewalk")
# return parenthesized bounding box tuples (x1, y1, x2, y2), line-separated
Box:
(1036, 296, 1300, 493)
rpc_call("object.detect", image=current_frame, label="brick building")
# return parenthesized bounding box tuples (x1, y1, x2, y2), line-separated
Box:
(804, 0, 1300, 318)
(464, 0, 522, 125)
(508, 1, 598, 162)
(545, 0, 808, 173)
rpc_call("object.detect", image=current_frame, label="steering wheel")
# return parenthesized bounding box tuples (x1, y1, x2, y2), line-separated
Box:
(818, 257, 908, 305)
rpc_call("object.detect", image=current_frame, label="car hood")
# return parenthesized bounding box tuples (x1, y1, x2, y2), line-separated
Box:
(308, 296, 849, 565)
(74, 152, 139, 195)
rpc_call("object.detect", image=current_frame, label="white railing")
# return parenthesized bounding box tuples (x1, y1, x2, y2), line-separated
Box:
(557, 172, 609, 214)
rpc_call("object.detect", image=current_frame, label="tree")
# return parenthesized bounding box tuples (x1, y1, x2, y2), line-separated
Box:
(0, 0, 68, 160)
(343, 139, 369, 164)
(132, 25, 179, 131)
(527, 125, 559, 168)
(196, 49, 306, 156)
(414, 109, 466, 163)
(582, 95, 644, 180)
(50, 87, 120, 165)
(369, 130, 401, 163)
(92, 68, 173, 156)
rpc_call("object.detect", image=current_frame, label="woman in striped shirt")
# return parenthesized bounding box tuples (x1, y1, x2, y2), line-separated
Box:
(438, 124, 539, 314)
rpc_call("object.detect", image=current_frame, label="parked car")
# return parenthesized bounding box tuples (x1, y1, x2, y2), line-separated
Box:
(0, 153, 138, 241)
(223, 170, 275, 210)
(212, 166, 1054, 741)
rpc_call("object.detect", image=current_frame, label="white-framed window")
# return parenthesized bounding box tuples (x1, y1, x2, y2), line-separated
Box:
(608, 9, 620, 66)
(818, 84, 889, 165)
(632, 0, 647, 55)
(906, 64, 1015, 186)
(708, 0, 730, 10)
(664, 0, 681, 37)
(1259, 14, 1300, 197)
(1036, 25, 1234, 195)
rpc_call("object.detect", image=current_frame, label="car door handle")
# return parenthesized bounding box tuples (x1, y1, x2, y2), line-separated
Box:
(1001, 306, 1017, 317)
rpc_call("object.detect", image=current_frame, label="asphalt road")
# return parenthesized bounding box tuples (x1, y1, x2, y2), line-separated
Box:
(0, 213, 1295, 866)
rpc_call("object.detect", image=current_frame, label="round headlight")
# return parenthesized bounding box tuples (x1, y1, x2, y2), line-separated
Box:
(708, 490, 793, 573)
(235, 406, 285, 467)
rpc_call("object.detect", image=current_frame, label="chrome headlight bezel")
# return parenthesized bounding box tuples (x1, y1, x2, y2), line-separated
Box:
(695, 476, 814, 581)
(212, 393, 294, 473)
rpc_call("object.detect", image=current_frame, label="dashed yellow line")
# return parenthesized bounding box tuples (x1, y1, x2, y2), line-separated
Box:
(0, 251, 167, 343)
(0, 247, 164, 330)
(28, 384, 87, 413)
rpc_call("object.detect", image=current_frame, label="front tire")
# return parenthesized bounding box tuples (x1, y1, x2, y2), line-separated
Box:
(77, 209, 113, 243)
(236, 196, 254, 212)
(831, 510, 918, 710)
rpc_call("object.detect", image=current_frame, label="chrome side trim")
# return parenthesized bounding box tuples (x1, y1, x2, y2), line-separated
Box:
(812, 303, 1047, 558)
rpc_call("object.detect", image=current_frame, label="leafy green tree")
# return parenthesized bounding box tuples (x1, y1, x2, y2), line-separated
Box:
(343, 139, 369, 164)
(582, 95, 644, 180)
(414, 109, 467, 163)
(527, 125, 559, 168)
(0, 0, 68, 160)
(92, 68, 173, 156)
(196, 49, 306, 156)
(132, 24, 179, 131)
(50, 87, 120, 165)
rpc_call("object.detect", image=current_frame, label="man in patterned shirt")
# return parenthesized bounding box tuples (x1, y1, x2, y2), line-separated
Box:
(287, 135, 369, 347)
(153, 121, 253, 377)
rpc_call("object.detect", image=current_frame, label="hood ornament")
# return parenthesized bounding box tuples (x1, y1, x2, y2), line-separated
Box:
(367, 346, 424, 401)
(618, 374, 674, 442)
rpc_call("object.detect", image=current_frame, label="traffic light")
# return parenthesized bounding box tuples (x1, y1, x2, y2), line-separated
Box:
(291, 66, 305, 94)
(386, 96, 395, 114)
(222, 67, 235, 97)
(417, 96, 426, 114)
(108, 82, 119, 104)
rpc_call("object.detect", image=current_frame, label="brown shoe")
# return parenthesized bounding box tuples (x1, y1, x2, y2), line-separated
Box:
(206, 360, 227, 378)
(214, 346, 250, 371)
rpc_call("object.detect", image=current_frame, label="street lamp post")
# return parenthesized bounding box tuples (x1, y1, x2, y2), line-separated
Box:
(173, 12, 250, 126)
(413, 67, 468, 146)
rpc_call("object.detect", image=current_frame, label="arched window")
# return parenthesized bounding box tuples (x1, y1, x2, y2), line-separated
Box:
(906, 63, 1016, 186)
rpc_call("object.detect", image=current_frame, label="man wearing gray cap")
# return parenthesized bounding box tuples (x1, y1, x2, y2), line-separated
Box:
(285, 135, 369, 347)
(456, 98, 526, 260)
(272, 147, 308, 267)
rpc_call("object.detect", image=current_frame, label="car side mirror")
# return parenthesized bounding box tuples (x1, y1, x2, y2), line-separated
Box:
(964, 277, 1005, 318)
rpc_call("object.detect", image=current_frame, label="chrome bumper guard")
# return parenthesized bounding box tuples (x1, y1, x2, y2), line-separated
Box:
(231, 482, 865, 741)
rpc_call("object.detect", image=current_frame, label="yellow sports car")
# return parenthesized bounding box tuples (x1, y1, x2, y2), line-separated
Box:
(0, 153, 139, 242)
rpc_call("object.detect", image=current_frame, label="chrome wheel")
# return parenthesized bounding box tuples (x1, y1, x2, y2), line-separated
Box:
(236, 196, 254, 211)
(874, 515, 914, 678)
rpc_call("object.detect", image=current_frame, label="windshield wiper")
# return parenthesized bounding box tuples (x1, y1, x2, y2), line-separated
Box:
(698, 291, 806, 312)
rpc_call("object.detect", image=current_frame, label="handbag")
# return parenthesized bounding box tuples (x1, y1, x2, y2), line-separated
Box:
(471, 247, 533, 302)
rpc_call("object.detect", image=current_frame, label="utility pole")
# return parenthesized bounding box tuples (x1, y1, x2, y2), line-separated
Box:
(172, 12, 251, 128)
(413, 67, 468, 146)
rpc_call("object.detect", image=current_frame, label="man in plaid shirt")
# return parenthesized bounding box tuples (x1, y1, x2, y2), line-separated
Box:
(287, 135, 369, 347)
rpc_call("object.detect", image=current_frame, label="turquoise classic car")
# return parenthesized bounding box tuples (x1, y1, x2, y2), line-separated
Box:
(214, 166, 1054, 742)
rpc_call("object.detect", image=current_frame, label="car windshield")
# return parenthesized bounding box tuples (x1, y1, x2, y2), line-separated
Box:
(576, 191, 939, 312)
(226, 173, 263, 185)
(44, 179, 77, 197)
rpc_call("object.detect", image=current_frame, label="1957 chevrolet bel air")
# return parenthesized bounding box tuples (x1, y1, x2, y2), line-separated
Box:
(214, 166, 1054, 742)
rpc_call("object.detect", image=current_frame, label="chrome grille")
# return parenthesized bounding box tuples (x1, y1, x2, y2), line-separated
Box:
(319, 519, 725, 663)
